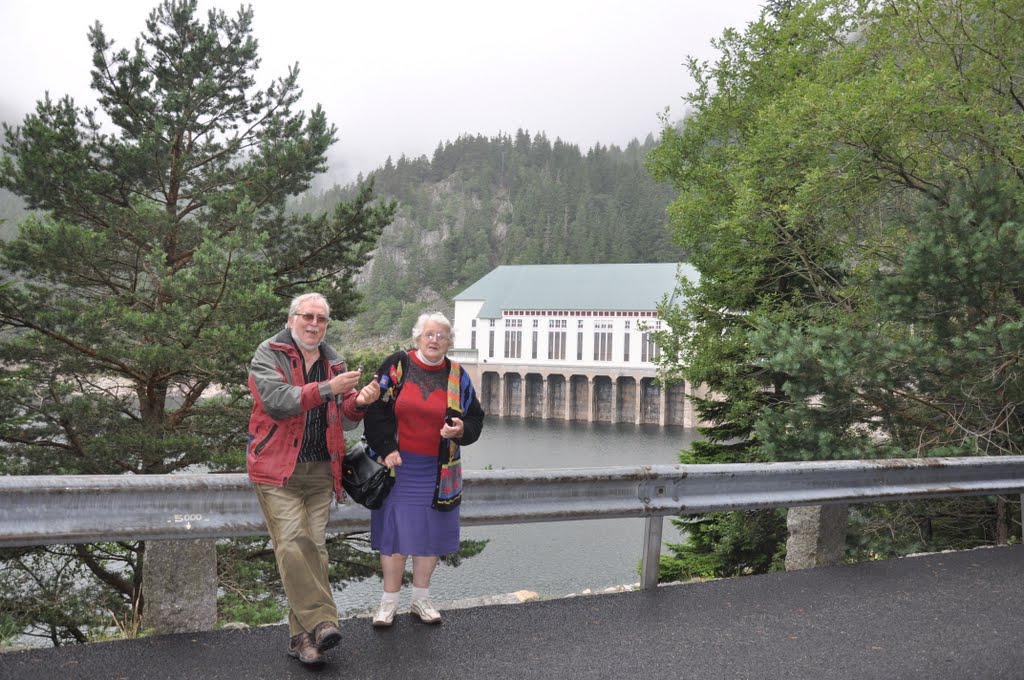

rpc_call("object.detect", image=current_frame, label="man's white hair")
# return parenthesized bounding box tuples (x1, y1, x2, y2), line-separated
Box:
(288, 292, 330, 318)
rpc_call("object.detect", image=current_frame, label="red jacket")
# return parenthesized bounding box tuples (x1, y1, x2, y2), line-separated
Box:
(246, 329, 364, 500)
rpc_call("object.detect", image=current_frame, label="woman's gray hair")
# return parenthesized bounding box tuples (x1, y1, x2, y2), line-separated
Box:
(412, 312, 453, 341)
(288, 292, 331, 318)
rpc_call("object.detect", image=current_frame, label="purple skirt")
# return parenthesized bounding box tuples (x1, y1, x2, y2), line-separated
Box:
(370, 450, 460, 556)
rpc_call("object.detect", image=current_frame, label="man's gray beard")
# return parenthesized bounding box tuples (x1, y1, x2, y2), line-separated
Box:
(290, 328, 319, 352)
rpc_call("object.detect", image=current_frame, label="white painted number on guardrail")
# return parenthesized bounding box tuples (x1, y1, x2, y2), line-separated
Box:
(169, 513, 205, 529)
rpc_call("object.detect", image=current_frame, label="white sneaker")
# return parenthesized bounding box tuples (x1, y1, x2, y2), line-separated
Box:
(372, 600, 398, 627)
(411, 598, 441, 624)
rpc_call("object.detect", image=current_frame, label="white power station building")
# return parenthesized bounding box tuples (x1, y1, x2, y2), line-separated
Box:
(448, 263, 703, 427)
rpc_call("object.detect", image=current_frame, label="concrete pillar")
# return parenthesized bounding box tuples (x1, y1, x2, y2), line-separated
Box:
(682, 381, 693, 428)
(496, 373, 505, 417)
(564, 375, 573, 421)
(586, 377, 594, 423)
(519, 372, 527, 418)
(611, 379, 619, 423)
(541, 377, 548, 419)
(634, 380, 642, 425)
(785, 504, 849, 571)
(658, 384, 666, 427)
(142, 538, 217, 634)
(683, 381, 707, 428)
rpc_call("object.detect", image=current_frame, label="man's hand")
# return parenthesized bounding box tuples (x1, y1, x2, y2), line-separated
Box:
(328, 370, 362, 396)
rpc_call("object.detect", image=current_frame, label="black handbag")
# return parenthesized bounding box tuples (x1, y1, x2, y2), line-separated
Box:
(341, 438, 394, 509)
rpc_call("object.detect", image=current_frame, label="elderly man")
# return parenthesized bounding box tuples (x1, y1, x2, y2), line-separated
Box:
(247, 292, 380, 666)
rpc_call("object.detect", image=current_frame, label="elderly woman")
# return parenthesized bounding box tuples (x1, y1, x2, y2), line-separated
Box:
(362, 311, 485, 626)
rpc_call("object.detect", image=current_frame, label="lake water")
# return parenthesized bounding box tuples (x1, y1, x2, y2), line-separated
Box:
(336, 417, 698, 615)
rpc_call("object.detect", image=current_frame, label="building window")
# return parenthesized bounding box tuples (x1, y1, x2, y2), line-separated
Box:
(489, 330, 495, 358)
(641, 332, 661, 362)
(531, 331, 538, 359)
(503, 319, 523, 359)
(576, 332, 583, 361)
(532, 319, 539, 328)
(593, 332, 612, 361)
(472, 319, 477, 327)
(505, 330, 522, 359)
(625, 320, 631, 330)
(577, 319, 584, 329)
(623, 333, 630, 362)
(592, 319, 613, 362)
(471, 330, 476, 350)
(548, 331, 566, 360)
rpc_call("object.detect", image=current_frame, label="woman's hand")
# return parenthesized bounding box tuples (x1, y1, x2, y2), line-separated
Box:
(441, 417, 464, 440)
(382, 450, 402, 468)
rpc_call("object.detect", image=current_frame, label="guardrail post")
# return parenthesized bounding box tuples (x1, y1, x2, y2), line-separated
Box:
(142, 538, 217, 634)
(640, 516, 664, 589)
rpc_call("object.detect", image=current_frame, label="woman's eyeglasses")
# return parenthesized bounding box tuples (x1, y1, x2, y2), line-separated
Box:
(423, 331, 449, 341)
(294, 312, 330, 325)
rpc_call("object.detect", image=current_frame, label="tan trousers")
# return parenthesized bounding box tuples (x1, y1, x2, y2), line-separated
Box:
(255, 462, 338, 636)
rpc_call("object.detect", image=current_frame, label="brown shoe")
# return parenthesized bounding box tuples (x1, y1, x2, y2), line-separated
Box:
(313, 620, 342, 652)
(288, 632, 323, 665)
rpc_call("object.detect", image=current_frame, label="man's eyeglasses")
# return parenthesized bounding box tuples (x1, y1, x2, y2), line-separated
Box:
(294, 312, 330, 325)
(424, 331, 449, 341)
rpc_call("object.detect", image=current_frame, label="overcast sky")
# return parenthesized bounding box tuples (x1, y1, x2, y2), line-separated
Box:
(1, 0, 765, 188)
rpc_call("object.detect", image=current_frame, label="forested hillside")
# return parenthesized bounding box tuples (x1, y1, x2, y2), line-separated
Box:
(292, 130, 683, 343)
(2, 130, 681, 344)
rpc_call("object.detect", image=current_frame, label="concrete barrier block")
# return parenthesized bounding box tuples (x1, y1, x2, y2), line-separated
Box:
(142, 538, 217, 634)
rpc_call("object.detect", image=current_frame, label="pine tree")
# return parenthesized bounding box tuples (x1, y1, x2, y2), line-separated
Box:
(0, 0, 393, 644)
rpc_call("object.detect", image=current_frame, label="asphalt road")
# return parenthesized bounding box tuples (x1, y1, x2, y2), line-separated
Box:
(2, 545, 1021, 680)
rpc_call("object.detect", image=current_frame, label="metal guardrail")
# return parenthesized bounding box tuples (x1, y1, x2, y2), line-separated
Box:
(2, 456, 1023, 589)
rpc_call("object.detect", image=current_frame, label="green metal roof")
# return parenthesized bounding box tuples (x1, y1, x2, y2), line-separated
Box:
(453, 263, 697, 318)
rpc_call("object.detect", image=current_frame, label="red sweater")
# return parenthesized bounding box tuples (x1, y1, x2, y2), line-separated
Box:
(393, 351, 447, 456)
